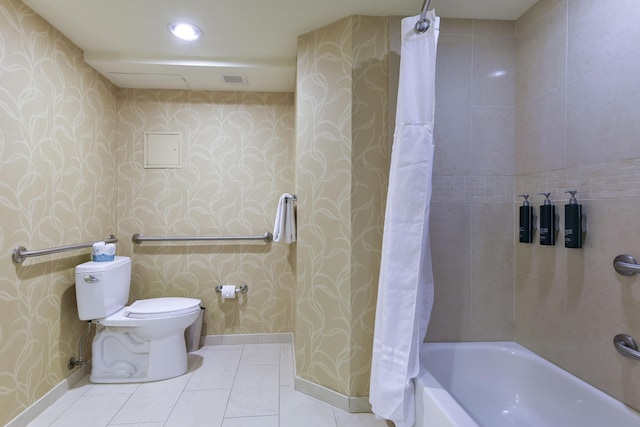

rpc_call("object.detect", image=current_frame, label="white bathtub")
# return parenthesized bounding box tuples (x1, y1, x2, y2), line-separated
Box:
(414, 341, 640, 427)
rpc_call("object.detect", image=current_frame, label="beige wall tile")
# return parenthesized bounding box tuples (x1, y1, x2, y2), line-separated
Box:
(433, 105, 472, 176)
(516, 87, 566, 174)
(472, 106, 516, 175)
(472, 35, 516, 106)
(427, 202, 473, 342)
(516, 0, 566, 105)
(515, 0, 640, 412)
(469, 203, 515, 340)
(567, 0, 640, 81)
(472, 19, 515, 36)
(567, 52, 640, 167)
(435, 34, 472, 107)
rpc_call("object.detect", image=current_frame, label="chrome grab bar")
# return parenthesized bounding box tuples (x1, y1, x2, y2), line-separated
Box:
(613, 254, 640, 276)
(12, 235, 117, 264)
(613, 334, 640, 362)
(132, 232, 273, 244)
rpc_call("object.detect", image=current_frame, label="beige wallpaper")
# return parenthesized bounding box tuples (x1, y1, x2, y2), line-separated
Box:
(0, 0, 118, 424)
(295, 15, 389, 397)
(116, 90, 296, 336)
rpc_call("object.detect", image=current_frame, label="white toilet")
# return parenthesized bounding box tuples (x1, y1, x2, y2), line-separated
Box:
(74, 256, 201, 383)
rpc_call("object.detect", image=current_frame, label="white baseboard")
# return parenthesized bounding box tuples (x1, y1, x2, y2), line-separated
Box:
(201, 332, 292, 346)
(6, 364, 90, 427)
(294, 376, 372, 413)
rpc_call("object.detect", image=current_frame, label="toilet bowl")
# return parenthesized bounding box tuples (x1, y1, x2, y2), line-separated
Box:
(75, 257, 201, 383)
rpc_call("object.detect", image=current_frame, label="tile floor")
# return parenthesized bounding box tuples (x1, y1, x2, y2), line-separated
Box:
(27, 342, 392, 427)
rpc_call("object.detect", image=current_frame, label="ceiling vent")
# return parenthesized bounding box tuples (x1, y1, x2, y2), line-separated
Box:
(221, 73, 248, 84)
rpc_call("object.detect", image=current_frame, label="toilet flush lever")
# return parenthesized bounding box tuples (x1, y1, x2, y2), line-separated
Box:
(84, 275, 98, 283)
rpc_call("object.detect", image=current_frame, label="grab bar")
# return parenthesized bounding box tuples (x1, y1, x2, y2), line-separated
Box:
(12, 235, 118, 264)
(613, 254, 640, 276)
(613, 334, 640, 362)
(132, 232, 273, 244)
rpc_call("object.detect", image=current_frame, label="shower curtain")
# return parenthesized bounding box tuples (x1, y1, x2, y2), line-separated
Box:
(370, 10, 439, 427)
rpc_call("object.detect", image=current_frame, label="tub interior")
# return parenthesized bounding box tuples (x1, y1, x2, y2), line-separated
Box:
(416, 342, 640, 427)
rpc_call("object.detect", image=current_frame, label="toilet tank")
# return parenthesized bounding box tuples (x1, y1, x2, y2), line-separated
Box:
(75, 256, 132, 321)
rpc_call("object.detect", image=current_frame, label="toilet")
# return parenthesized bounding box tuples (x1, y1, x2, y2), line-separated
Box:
(74, 256, 201, 383)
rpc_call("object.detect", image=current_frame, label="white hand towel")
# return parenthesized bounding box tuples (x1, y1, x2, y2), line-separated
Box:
(273, 193, 296, 243)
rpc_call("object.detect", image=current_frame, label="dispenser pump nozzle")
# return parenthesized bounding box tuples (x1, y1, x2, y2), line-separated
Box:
(538, 192, 551, 205)
(565, 190, 578, 205)
(518, 194, 530, 206)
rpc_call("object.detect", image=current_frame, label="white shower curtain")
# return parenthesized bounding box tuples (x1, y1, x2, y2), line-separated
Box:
(370, 10, 439, 427)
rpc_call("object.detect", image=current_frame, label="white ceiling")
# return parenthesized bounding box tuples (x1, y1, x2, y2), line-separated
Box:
(21, 0, 537, 92)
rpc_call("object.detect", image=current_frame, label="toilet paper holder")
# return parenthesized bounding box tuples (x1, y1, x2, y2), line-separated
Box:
(215, 284, 249, 295)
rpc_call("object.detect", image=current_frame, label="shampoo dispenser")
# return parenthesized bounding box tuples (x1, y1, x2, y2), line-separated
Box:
(518, 194, 534, 244)
(564, 190, 583, 248)
(538, 193, 556, 245)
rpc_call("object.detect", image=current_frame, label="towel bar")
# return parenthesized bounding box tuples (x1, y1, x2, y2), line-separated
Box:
(132, 232, 273, 244)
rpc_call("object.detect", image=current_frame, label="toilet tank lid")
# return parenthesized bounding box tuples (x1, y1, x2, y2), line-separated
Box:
(75, 256, 130, 273)
(126, 297, 201, 315)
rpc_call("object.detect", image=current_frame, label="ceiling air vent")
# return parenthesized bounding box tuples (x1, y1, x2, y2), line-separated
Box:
(221, 73, 248, 84)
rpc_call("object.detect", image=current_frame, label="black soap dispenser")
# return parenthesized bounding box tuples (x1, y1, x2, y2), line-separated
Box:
(538, 192, 556, 246)
(518, 194, 534, 244)
(564, 190, 583, 248)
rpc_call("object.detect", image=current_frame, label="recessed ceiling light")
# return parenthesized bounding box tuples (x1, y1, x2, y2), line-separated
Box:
(169, 21, 202, 41)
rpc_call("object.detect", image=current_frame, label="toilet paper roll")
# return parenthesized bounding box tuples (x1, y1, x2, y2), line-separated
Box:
(221, 285, 236, 300)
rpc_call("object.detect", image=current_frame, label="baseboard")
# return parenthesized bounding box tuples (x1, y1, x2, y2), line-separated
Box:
(5, 363, 90, 427)
(201, 332, 292, 346)
(294, 376, 372, 413)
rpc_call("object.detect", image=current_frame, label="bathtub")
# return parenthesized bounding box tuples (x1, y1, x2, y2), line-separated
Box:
(414, 341, 640, 427)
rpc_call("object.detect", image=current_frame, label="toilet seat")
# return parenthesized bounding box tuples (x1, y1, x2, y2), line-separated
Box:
(125, 297, 201, 319)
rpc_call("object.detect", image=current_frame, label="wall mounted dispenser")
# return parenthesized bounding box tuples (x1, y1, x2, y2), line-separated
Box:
(538, 193, 556, 245)
(519, 194, 534, 244)
(564, 190, 584, 248)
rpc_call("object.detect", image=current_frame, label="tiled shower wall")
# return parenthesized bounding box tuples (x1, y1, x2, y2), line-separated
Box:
(425, 18, 517, 342)
(514, 0, 640, 410)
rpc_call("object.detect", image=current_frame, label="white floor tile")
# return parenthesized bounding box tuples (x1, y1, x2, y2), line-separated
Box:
(332, 408, 392, 427)
(26, 342, 393, 427)
(27, 378, 93, 427)
(279, 386, 337, 427)
(225, 365, 279, 417)
(279, 343, 294, 386)
(240, 343, 280, 365)
(109, 387, 182, 424)
(107, 424, 164, 427)
(221, 415, 279, 427)
(185, 346, 242, 390)
(49, 393, 130, 427)
(164, 389, 230, 427)
(85, 382, 140, 396)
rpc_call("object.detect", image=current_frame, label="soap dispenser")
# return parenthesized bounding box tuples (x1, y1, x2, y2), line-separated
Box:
(564, 190, 583, 248)
(537, 193, 556, 246)
(518, 194, 534, 244)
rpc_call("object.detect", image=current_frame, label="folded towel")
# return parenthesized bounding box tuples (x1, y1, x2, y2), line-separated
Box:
(273, 193, 296, 243)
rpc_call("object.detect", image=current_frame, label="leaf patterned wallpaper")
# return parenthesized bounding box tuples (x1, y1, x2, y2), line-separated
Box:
(0, 0, 295, 422)
(295, 15, 389, 397)
(0, 0, 118, 423)
(116, 89, 296, 337)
